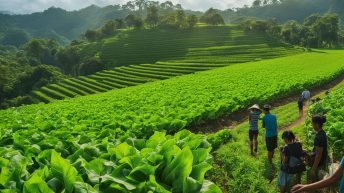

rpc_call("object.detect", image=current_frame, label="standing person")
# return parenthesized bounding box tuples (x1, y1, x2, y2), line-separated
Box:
(298, 96, 304, 118)
(262, 104, 278, 164)
(248, 104, 262, 156)
(278, 131, 306, 193)
(308, 114, 328, 183)
(291, 156, 344, 193)
(302, 90, 311, 103)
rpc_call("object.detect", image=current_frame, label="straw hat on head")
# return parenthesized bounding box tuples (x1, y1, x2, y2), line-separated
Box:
(248, 104, 261, 111)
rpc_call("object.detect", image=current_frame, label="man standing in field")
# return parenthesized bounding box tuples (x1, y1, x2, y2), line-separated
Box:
(248, 104, 262, 156)
(262, 104, 278, 164)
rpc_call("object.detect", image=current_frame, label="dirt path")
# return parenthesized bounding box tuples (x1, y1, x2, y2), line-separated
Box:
(190, 73, 344, 134)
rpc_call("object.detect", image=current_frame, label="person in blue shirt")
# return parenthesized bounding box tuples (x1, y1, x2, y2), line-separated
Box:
(292, 157, 344, 193)
(262, 104, 278, 164)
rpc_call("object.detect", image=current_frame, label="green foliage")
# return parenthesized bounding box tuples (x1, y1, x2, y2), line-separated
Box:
(200, 9, 225, 25)
(146, 6, 160, 27)
(1, 29, 30, 47)
(0, 129, 220, 192)
(1, 50, 344, 139)
(215, 142, 275, 192)
(78, 57, 105, 76)
(55, 46, 80, 75)
(33, 26, 304, 103)
(125, 14, 144, 29)
(242, 13, 343, 48)
(84, 30, 101, 42)
(308, 86, 344, 158)
(208, 130, 232, 150)
(24, 38, 60, 65)
(187, 15, 198, 28)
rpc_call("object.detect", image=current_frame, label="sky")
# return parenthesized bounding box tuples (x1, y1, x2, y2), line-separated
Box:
(0, 0, 254, 14)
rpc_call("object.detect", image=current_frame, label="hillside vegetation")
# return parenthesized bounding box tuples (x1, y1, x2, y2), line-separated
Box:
(30, 26, 304, 103)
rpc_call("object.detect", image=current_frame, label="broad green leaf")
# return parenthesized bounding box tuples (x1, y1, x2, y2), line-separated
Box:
(111, 143, 138, 160)
(84, 158, 112, 184)
(47, 177, 63, 192)
(0, 157, 9, 167)
(162, 147, 193, 192)
(183, 177, 202, 193)
(192, 148, 211, 165)
(23, 173, 54, 193)
(129, 163, 156, 181)
(51, 150, 79, 193)
(146, 132, 166, 148)
(190, 162, 213, 183)
(146, 175, 171, 193)
(200, 180, 222, 193)
(73, 182, 98, 193)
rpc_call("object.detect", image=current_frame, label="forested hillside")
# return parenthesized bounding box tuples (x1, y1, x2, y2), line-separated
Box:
(222, 0, 344, 24)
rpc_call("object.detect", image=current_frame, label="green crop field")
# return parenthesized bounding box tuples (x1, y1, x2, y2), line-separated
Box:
(30, 26, 305, 103)
(308, 84, 344, 158)
(1, 50, 344, 192)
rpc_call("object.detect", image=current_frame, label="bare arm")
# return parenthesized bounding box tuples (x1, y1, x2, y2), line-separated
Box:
(292, 165, 343, 193)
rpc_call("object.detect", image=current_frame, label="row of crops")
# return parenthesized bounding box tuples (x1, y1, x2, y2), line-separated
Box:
(32, 27, 304, 103)
(308, 84, 344, 158)
(1, 50, 344, 192)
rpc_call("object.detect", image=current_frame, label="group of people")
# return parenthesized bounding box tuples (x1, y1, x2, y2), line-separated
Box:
(248, 101, 343, 193)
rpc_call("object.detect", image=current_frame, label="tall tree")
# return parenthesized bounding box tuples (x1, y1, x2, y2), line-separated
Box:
(175, 10, 187, 28)
(101, 20, 117, 37)
(313, 13, 340, 48)
(85, 30, 100, 42)
(187, 15, 198, 28)
(146, 6, 159, 27)
(200, 9, 225, 25)
(125, 14, 137, 28)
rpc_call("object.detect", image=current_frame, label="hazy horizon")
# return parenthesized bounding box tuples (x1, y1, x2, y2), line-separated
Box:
(0, 0, 254, 14)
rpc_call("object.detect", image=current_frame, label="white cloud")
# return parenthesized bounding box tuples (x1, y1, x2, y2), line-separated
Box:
(0, 0, 254, 13)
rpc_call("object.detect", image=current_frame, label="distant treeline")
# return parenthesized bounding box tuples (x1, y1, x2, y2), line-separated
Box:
(84, 8, 224, 42)
(239, 13, 343, 48)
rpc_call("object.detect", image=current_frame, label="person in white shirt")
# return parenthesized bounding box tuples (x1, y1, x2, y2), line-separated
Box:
(302, 90, 311, 101)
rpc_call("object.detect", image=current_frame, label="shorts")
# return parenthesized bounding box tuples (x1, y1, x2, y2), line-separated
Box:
(266, 136, 278, 152)
(298, 101, 304, 110)
(249, 130, 258, 141)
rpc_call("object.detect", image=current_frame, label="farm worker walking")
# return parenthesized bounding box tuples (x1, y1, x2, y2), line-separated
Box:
(302, 90, 311, 102)
(248, 104, 262, 156)
(307, 114, 328, 184)
(292, 156, 344, 193)
(262, 104, 278, 164)
(278, 131, 306, 193)
(298, 90, 311, 118)
(298, 96, 304, 118)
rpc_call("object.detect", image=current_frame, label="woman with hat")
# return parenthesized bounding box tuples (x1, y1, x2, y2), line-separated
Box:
(262, 104, 278, 164)
(248, 104, 262, 156)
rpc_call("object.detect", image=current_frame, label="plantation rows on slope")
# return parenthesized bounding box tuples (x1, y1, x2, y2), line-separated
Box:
(31, 26, 304, 103)
(1, 50, 344, 192)
(308, 84, 344, 158)
(1, 50, 344, 139)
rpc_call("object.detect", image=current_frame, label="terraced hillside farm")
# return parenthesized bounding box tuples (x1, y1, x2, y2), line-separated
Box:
(31, 26, 305, 103)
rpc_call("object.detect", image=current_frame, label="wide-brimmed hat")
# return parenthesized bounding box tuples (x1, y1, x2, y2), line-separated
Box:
(263, 104, 272, 110)
(248, 104, 261, 111)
